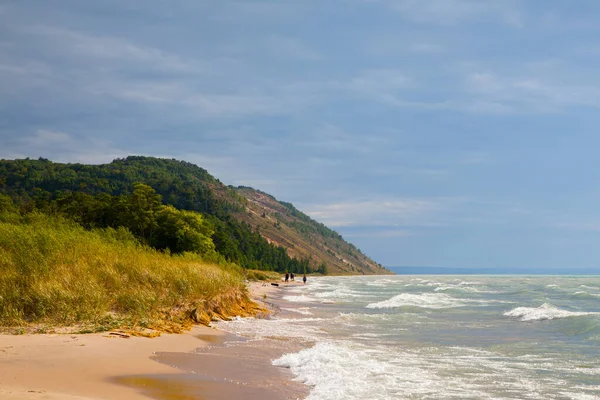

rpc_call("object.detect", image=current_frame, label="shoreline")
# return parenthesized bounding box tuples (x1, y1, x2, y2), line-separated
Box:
(0, 279, 307, 400)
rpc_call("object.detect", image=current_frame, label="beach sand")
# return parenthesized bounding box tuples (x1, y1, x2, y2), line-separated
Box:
(0, 279, 308, 400)
(0, 326, 223, 399)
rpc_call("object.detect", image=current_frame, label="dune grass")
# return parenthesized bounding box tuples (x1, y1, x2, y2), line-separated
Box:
(0, 212, 258, 333)
(244, 269, 282, 281)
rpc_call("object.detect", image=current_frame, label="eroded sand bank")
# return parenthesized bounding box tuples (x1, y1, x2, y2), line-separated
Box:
(0, 279, 307, 400)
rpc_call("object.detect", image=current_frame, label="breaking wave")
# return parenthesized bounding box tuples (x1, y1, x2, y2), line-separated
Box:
(366, 293, 464, 309)
(504, 303, 599, 322)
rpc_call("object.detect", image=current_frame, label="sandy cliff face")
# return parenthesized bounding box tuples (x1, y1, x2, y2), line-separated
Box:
(228, 187, 389, 275)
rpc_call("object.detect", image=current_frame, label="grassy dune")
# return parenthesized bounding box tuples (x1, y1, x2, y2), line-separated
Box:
(0, 213, 260, 334)
(244, 269, 282, 281)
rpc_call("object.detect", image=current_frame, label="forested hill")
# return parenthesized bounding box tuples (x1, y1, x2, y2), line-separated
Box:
(0, 156, 389, 275)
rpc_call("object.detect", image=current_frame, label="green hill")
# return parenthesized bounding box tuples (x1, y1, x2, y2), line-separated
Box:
(0, 156, 389, 275)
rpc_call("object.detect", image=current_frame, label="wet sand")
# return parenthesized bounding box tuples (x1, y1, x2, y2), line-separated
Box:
(119, 337, 307, 400)
(0, 279, 309, 400)
(117, 280, 309, 400)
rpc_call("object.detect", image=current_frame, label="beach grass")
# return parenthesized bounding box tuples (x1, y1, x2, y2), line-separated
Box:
(244, 269, 282, 281)
(0, 212, 259, 333)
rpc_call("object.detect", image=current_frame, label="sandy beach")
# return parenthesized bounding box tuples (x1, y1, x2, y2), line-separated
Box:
(0, 279, 305, 400)
(0, 325, 225, 399)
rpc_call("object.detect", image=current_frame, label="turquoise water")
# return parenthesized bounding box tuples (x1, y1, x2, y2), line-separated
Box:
(216, 276, 600, 400)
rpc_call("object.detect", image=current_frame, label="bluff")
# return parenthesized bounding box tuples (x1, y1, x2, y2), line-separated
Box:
(0, 156, 389, 275)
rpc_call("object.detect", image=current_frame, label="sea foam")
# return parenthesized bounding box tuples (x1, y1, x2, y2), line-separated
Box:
(272, 342, 439, 400)
(504, 303, 599, 321)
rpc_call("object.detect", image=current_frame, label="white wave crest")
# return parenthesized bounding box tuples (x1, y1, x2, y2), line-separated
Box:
(313, 288, 367, 299)
(504, 303, 599, 322)
(573, 291, 600, 299)
(213, 316, 324, 340)
(282, 307, 314, 315)
(283, 295, 316, 303)
(273, 342, 429, 400)
(366, 278, 398, 287)
(366, 293, 464, 309)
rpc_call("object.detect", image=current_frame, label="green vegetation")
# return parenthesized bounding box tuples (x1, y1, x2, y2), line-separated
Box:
(0, 156, 388, 275)
(244, 269, 281, 281)
(0, 208, 258, 333)
(0, 157, 312, 273)
(0, 155, 389, 332)
(317, 262, 329, 275)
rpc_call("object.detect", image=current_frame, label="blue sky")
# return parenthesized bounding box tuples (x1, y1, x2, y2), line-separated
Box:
(2, 1, 600, 270)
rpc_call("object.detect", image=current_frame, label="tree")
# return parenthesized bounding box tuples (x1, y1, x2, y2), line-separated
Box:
(121, 183, 162, 243)
(153, 205, 215, 256)
(318, 262, 328, 275)
(0, 194, 15, 213)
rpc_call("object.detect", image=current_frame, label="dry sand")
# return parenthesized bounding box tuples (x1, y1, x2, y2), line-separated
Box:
(0, 326, 223, 399)
(0, 280, 307, 400)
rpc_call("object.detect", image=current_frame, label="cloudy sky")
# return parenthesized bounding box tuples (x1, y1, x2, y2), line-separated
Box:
(2, 1, 600, 270)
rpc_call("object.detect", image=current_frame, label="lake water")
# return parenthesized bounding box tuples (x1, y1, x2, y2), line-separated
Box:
(215, 275, 600, 400)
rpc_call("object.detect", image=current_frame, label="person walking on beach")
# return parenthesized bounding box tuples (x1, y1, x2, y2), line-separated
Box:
(285, 273, 289, 283)
(290, 272, 295, 281)
(303, 274, 307, 284)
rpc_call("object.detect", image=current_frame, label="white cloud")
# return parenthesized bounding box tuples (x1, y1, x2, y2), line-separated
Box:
(549, 222, 600, 232)
(14, 129, 132, 165)
(343, 229, 416, 238)
(302, 124, 390, 155)
(303, 198, 442, 227)
(345, 69, 411, 93)
(24, 26, 205, 74)
(466, 71, 600, 112)
(265, 36, 321, 60)
(385, 0, 523, 26)
(411, 42, 443, 53)
(26, 129, 71, 146)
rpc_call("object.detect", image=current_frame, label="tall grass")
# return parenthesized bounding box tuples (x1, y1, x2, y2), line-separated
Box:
(0, 212, 256, 332)
(245, 269, 282, 281)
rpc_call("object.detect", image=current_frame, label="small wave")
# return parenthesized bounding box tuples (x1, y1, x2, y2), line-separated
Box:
(337, 312, 396, 322)
(282, 307, 314, 315)
(434, 285, 482, 293)
(313, 288, 368, 299)
(213, 316, 324, 340)
(546, 284, 560, 289)
(366, 293, 464, 309)
(283, 295, 316, 303)
(504, 303, 599, 322)
(366, 278, 398, 287)
(572, 291, 600, 300)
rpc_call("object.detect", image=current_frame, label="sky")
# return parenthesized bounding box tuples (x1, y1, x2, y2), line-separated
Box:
(2, 1, 600, 270)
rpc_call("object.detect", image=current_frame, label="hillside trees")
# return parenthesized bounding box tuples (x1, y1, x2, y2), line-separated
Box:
(0, 157, 352, 273)
(4, 178, 310, 272)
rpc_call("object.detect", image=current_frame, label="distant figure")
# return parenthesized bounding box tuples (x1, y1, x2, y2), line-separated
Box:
(285, 273, 289, 283)
(303, 274, 307, 284)
(290, 273, 295, 281)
